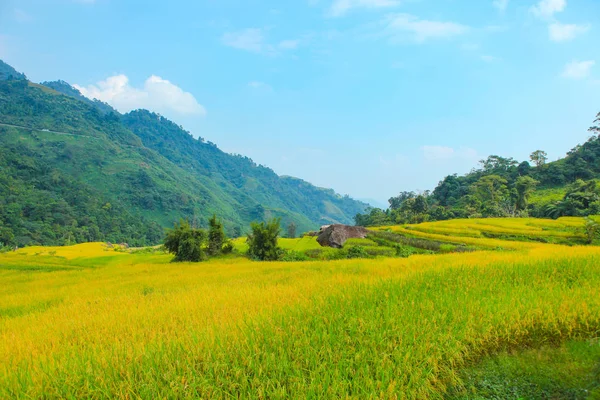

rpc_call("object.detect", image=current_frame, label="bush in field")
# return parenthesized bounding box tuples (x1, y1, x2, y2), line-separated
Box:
(280, 250, 310, 262)
(164, 220, 208, 262)
(222, 241, 234, 254)
(207, 214, 227, 256)
(247, 218, 281, 261)
(583, 217, 600, 244)
(346, 245, 369, 259)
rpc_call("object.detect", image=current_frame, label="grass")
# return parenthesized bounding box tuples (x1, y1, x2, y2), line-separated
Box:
(1, 217, 599, 398)
(448, 339, 600, 399)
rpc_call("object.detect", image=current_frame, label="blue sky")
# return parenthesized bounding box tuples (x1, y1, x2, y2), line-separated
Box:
(1, 0, 599, 205)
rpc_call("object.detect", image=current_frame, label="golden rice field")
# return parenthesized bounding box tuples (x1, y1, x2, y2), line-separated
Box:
(1, 218, 600, 398)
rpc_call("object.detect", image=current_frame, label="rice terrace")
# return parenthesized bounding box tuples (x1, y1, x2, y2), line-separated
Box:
(2, 217, 600, 399)
(3, 1, 600, 398)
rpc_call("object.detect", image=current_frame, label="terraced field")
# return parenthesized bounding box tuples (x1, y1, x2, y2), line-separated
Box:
(1, 218, 599, 398)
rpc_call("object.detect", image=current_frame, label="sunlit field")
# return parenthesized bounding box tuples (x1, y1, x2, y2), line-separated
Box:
(1, 218, 600, 398)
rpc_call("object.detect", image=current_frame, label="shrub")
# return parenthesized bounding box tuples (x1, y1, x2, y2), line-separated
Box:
(583, 217, 600, 244)
(346, 245, 369, 259)
(207, 215, 227, 256)
(280, 250, 310, 262)
(222, 241, 234, 254)
(164, 220, 208, 262)
(395, 245, 415, 258)
(247, 218, 281, 261)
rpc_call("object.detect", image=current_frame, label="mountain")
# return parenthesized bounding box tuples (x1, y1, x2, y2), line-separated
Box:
(0, 60, 26, 81)
(41, 80, 117, 115)
(0, 61, 367, 247)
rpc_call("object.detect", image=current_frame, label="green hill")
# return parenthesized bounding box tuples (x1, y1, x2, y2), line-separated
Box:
(0, 60, 26, 81)
(0, 61, 367, 247)
(356, 111, 600, 226)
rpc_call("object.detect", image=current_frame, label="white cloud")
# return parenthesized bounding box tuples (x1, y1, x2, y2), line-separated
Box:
(330, 0, 400, 17)
(74, 75, 206, 116)
(493, 0, 509, 12)
(548, 22, 590, 42)
(530, 0, 566, 20)
(561, 60, 595, 79)
(422, 146, 478, 161)
(222, 29, 265, 53)
(221, 29, 300, 55)
(247, 81, 272, 90)
(384, 14, 469, 42)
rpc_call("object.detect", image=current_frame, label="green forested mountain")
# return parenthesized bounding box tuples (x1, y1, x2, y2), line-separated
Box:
(41, 80, 117, 115)
(0, 62, 367, 247)
(356, 113, 600, 226)
(0, 60, 26, 81)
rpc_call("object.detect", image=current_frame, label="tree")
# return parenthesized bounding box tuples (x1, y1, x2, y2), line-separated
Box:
(530, 150, 548, 167)
(412, 195, 429, 214)
(247, 218, 281, 261)
(207, 214, 226, 256)
(164, 220, 207, 262)
(583, 217, 600, 244)
(515, 176, 539, 210)
(471, 175, 509, 204)
(517, 161, 531, 176)
(470, 175, 509, 217)
(287, 221, 297, 239)
(479, 155, 518, 173)
(355, 208, 390, 227)
(388, 191, 416, 210)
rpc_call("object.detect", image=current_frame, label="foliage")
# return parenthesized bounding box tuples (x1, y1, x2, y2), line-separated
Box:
(0, 60, 26, 81)
(247, 218, 282, 261)
(221, 241, 234, 254)
(542, 179, 600, 219)
(287, 221, 297, 239)
(280, 250, 311, 261)
(207, 215, 227, 256)
(163, 220, 207, 262)
(530, 149, 548, 167)
(583, 217, 600, 244)
(345, 245, 369, 259)
(515, 175, 538, 211)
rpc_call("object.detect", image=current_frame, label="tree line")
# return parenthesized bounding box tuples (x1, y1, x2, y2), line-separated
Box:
(164, 217, 299, 262)
(355, 112, 600, 226)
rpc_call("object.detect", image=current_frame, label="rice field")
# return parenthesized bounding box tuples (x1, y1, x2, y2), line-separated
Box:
(1, 218, 599, 398)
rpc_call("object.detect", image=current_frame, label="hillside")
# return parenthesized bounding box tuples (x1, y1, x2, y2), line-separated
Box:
(0, 60, 26, 81)
(356, 113, 600, 226)
(0, 61, 367, 247)
(41, 80, 117, 115)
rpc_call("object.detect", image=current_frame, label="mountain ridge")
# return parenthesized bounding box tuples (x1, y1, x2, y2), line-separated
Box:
(0, 60, 367, 247)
